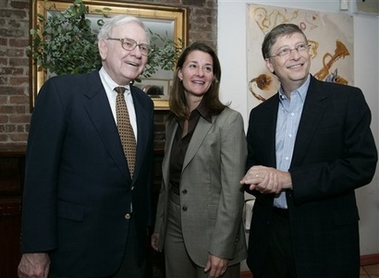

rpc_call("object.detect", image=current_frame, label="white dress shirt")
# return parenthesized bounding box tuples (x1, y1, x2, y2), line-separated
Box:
(274, 74, 310, 208)
(99, 67, 138, 140)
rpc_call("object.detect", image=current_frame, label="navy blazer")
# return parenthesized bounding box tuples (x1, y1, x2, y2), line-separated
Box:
(21, 70, 154, 276)
(245, 75, 377, 277)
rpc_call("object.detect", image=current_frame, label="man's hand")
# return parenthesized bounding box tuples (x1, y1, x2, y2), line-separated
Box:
(18, 253, 50, 278)
(240, 165, 292, 194)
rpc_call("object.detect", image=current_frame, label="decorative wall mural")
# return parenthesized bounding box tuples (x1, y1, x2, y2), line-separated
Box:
(247, 4, 353, 108)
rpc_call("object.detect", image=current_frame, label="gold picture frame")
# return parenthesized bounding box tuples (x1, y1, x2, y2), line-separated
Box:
(29, 0, 188, 111)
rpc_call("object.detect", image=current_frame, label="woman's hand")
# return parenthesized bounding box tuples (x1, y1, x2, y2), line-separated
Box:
(151, 232, 160, 252)
(204, 254, 228, 278)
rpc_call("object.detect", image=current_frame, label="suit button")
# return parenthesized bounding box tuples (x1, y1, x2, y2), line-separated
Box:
(182, 189, 187, 194)
(182, 206, 187, 211)
(125, 213, 131, 219)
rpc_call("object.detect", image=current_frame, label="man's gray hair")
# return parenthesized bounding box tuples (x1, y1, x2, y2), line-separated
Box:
(97, 15, 149, 43)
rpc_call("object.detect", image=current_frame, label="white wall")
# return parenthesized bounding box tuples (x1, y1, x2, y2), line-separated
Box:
(218, 0, 379, 259)
(353, 14, 379, 256)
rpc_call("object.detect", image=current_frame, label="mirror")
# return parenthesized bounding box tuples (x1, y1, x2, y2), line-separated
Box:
(29, 0, 188, 111)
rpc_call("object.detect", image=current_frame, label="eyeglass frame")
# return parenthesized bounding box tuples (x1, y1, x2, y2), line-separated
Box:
(266, 43, 311, 59)
(106, 37, 151, 56)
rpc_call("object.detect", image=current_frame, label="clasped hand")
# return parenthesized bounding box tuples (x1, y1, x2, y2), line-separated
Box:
(240, 165, 292, 194)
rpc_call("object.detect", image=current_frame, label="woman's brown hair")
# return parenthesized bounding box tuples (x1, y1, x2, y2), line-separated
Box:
(168, 42, 226, 121)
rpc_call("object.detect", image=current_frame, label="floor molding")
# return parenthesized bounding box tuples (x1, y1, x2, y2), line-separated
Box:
(240, 271, 253, 278)
(361, 253, 379, 266)
(240, 253, 379, 277)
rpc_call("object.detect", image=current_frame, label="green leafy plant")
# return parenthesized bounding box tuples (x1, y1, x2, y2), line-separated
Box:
(144, 30, 184, 78)
(29, 0, 183, 78)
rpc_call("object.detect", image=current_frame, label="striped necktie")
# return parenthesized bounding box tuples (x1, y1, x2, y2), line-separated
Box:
(114, 86, 136, 178)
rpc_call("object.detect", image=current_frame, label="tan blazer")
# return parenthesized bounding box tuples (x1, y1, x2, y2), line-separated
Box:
(154, 107, 247, 267)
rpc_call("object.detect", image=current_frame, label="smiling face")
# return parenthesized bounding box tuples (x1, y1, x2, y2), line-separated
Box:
(178, 50, 215, 100)
(265, 32, 311, 94)
(98, 21, 148, 85)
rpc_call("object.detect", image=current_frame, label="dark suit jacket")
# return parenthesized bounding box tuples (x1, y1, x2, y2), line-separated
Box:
(245, 75, 377, 278)
(21, 70, 155, 277)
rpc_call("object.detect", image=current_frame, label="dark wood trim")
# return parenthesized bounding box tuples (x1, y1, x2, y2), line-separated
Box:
(240, 271, 253, 278)
(240, 253, 379, 277)
(0, 147, 25, 277)
(361, 253, 379, 266)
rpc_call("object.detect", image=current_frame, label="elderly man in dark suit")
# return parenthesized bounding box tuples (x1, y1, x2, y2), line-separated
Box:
(18, 15, 154, 278)
(240, 23, 377, 278)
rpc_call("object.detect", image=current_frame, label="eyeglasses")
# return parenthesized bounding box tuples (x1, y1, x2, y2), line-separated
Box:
(107, 37, 151, 56)
(267, 43, 311, 58)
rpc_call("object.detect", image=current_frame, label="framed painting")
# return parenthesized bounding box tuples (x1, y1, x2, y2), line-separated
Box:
(246, 4, 353, 110)
(29, 0, 188, 111)
(134, 79, 170, 110)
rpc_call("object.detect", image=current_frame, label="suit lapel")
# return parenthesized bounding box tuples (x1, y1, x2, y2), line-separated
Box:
(182, 116, 213, 172)
(162, 120, 177, 188)
(291, 77, 328, 166)
(263, 97, 280, 167)
(83, 72, 130, 180)
(132, 86, 150, 180)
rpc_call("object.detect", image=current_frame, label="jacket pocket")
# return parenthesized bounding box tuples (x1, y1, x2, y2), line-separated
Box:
(57, 200, 85, 222)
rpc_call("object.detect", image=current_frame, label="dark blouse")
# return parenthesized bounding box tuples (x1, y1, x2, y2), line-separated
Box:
(169, 101, 212, 194)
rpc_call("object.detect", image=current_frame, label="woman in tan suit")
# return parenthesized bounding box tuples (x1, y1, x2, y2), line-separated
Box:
(151, 42, 247, 278)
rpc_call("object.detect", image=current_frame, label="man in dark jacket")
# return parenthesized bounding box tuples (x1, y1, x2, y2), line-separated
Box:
(240, 23, 377, 278)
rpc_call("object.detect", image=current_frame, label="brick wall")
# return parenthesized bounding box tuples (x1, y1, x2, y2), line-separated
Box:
(0, 0, 30, 148)
(0, 0, 218, 149)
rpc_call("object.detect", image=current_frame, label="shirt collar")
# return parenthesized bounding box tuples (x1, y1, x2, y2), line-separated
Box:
(175, 98, 212, 125)
(278, 74, 310, 102)
(194, 98, 212, 123)
(99, 67, 131, 95)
